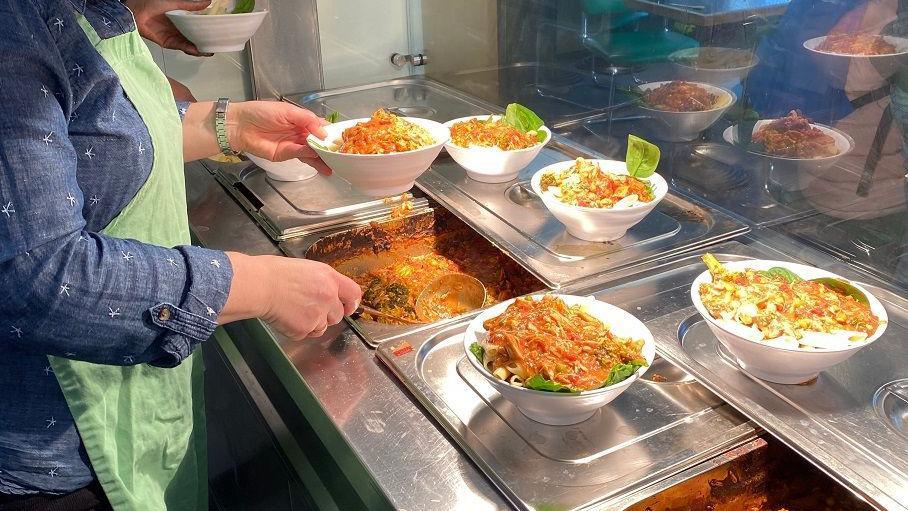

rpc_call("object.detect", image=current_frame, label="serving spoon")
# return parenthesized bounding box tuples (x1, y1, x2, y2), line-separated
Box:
(414, 273, 487, 323)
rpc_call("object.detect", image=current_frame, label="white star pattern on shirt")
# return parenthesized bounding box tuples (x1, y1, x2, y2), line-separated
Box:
(166, 257, 178, 267)
(89, 195, 100, 206)
(108, 307, 121, 319)
(84, 146, 95, 160)
(53, 18, 63, 31)
(44, 366, 53, 375)
(1, 202, 13, 218)
(10, 326, 22, 338)
(45, 417, 56, 428)
(102, 17, 112, 27)
(80, 234, 89, 242)
(72, 63, 84, 76)
(48, 467, 58, 478)
(138, 143, 146, 154)
(210, 259, 221, 268)
(179, 107, 187, 117)
(206, 306, 216, 316)
(40, 84, 50, 98)
(42, 131, 53, 145)
(66, 193, 76, 207)
(123, 355, 134, 364)
(64, 352, 76, 357)
(122, 251, 133, 261)
(59, 283, 70, 296)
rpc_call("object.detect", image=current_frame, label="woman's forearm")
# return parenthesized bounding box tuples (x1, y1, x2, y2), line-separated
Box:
(182, 101, 228, 162)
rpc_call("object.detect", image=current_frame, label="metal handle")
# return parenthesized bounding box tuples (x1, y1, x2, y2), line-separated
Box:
(390, 52, 429, 68)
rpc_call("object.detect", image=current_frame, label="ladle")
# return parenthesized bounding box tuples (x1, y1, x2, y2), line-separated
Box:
(414, 273, 487, 323)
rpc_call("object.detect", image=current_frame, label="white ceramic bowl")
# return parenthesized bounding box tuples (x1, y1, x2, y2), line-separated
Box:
(637, 81, 736, 142)
(722, 120, 855, 192)
(166, 10, 268, 53)
(443, 115, 551, 183)
(803, 35, 908, 90)
(245, 154, 317, 182)
(668, 47, 759, 89)
(463, 294, 656, 425)
(691, 259, 888, 384)
(530, 159, 668, 242)
(306, 117, 449, 197)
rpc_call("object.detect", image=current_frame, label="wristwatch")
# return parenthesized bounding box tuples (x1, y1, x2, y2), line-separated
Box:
(215, 97, 235, 155)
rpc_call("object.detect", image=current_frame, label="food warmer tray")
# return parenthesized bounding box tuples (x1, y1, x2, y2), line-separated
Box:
(380, 238, 908, 510)
(200, 159, 428, 241)
(632, 238, 907, 511)
(286, 77, 750, 288)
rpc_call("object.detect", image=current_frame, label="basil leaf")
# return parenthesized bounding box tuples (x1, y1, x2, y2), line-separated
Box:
(325, 111, 340, 123)
(232, 0, 255, 14)
(469, 342, 484, 363)
(504, 103, 545, 133)
(764, 267, 803, 284)
(603, 360, 646, 387)
(625, 135, 661, 179)
(810, 277, 870, 305)
(524, 375, 578, 393)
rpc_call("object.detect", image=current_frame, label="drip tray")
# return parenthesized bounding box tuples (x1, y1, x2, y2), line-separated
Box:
(380, 315, 755, 510)
(874, 379, 908, 438)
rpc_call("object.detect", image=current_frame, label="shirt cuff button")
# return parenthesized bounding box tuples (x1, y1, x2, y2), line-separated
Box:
(158, 307, 172, 322)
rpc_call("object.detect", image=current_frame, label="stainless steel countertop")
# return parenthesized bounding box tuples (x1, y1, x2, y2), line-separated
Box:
(185, 163, 511, 511)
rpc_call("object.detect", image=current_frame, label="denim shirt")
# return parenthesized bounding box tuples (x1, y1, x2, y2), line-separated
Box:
(0, 0, 233, 495)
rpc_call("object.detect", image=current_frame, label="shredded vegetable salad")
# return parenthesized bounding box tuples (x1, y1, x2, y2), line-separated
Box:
(449, 117, 541, 150)
(478, 296, 646, 392)
(337, 109, 435, 154)
(752, 111, 838, 158)
(539, 157, 654, 209)
(698, 254, 881, 348)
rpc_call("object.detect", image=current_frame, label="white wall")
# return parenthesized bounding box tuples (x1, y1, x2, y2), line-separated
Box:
(146, 43, 253, 101)
(316, 0, 424, 89)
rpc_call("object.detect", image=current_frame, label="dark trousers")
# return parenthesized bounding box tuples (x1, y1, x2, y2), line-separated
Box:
(0, 481, 111, 511)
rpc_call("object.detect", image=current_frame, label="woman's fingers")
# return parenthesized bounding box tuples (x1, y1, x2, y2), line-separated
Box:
(334, 273, 362, 315)
(174, 0, 213, 12)
(285, 106, 328, 139)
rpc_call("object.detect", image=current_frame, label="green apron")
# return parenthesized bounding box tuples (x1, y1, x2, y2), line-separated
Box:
(48, 16, 207, 511)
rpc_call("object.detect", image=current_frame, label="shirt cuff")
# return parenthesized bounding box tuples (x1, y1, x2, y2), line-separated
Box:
(176, 100, 190, 121)
(146, 246, 232, 367)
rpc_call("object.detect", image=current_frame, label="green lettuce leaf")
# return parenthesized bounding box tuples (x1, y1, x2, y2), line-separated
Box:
(603, 360, 646, 387)
(810, 277, 870, 305)
(764, 267, 803, 284)
(625, 135, 660, 179)
(504, 103, 545, 134)
(524, 375, 578, 394)
(325, 111, 340, 123)
(469, 342, 484, 363)
(232, 0, 255, 14)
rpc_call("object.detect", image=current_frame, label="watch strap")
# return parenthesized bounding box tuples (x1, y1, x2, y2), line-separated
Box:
(215, 97, 234, 155)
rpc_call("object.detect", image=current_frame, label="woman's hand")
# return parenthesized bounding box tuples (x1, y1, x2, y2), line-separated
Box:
(125, 0, 213, 57)
(229, 101, 329, 161)
(221, 253, 362, 340)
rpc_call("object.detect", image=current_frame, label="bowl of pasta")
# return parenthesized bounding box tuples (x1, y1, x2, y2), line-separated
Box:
(636, 81, 736, 142)
(691, 254, 888, 384)
(530, 157, 667, 241)
(463, 294, 656, 425)
(444, 109, 551, 183)
(307, 109, 449, 197)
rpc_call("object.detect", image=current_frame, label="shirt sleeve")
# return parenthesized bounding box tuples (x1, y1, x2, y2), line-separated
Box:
(0, 0, 233, 368)
(176, 100, 190, 121)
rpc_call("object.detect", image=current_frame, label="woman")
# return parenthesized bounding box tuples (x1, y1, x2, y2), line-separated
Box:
(0, 1, 361, 510)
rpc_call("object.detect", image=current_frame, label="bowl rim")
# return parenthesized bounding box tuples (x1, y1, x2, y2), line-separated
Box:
(463, 293, 655, 397)
(668, 46, 760, 72)
(442, 115, 552, 153)
(690, 258, 889, 354)
(802, 35, 908, 58)
(636, 81, 738, 114)
(530, 159, 668, 214)
(306, 116, 450, 158)
(165, 9, 269, 18)
(722, 119, 855, 162)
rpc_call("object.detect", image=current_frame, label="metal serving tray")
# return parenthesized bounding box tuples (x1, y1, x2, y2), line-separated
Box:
(376, 276, 757, 510)
(287, 77, 749, 287)
(613, 238, 908, 511)
(201, 159, 427, 241)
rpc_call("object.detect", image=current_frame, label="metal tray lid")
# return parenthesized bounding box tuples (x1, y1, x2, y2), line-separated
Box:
(639, 236, 908, 511)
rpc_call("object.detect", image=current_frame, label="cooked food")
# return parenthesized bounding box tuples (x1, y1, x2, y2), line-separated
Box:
(449, 117, 540, 150)
(201, 0, 254, 14)
(336, 109, 435, 154)
(332, 216, 538, 324)
(817, 33, 896, 55)
(676, 47, 755, 69)
(475, 295, 646, 392)
(644, 81, 719, 112)
(752, 111, 838, 158)
(539, 157, 654, 208)
(698, 254, 881, 349)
